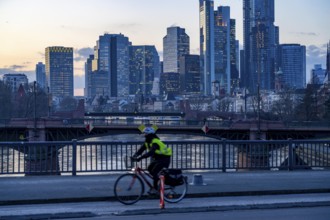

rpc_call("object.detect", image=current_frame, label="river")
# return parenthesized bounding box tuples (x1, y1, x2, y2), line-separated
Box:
(84, 134, 217, 142)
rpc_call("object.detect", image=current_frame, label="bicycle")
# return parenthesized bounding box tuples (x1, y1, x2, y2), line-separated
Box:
(114, 156, 188, 205)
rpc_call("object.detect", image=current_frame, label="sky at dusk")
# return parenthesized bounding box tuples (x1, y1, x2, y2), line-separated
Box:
(0, 0, 329, 96)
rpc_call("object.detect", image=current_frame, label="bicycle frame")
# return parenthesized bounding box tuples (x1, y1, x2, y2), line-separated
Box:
(130, 165, 154, 191)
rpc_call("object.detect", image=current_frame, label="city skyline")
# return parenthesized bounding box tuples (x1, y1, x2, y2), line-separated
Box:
(0, 0, 329, 96)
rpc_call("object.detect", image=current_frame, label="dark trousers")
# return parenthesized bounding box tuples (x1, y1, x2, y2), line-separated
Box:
(148, 158, 170, 189)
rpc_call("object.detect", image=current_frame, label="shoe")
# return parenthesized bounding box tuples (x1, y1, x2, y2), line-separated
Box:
(147, 188, 159, 195)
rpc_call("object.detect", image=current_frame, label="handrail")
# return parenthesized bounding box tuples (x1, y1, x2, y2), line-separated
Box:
(0, 139, 329, 175)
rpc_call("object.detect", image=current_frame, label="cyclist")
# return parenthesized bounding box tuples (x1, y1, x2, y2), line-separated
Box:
(132, 127, 172, 194)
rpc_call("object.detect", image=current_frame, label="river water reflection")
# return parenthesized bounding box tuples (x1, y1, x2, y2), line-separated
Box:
(84, 134, 218, 142)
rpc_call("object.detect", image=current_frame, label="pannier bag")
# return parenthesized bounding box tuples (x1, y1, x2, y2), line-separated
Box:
(164, 169, 185, 186)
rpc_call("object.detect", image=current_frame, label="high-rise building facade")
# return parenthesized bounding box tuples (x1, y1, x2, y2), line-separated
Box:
(310, 64, 326, 85)
(214, 6, 231, 95)
(200, 1, 237, 96)
(3, 73, 28, 93)
(179, 54, 201, 95)
(278, 44, 306, 89)
(36, 62, 46, 90)
(243, 0, 277, 94)
(199, 0, 215, 96)
(45, 46, 74, 98)
(84, 55, 94, 99)
(159, 72, 180, 97)
(129, 45, 160, 96)
(92, 34, 131, 97)
(163, 26, 190, 73)
(326, 41, 330, 83)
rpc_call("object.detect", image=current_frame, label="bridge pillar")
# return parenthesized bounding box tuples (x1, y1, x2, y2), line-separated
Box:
(249, 130, 266, 140)
(24, 121, 60, 176)
(28, 128, 46, 141)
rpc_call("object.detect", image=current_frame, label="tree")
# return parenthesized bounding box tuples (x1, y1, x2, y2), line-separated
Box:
(295, 85, 319, 121)
(189, 95, 207, 111)
(59, 96, 78, 112)
(322, 96, 330, 120)
(271, 88, 295, 122)
(12, 83, 48, 118)
(0, 80, 12, 119)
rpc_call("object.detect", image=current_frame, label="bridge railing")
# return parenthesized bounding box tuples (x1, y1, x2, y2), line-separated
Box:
(0, 139, 329, 175)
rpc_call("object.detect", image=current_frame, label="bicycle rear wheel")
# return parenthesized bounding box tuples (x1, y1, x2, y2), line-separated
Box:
(163, 176, 188, 203)
(114, 173, 144, 205)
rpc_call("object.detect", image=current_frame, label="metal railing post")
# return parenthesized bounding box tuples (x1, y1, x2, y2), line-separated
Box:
(72, 139, 77, 176)
(288, 139, 293, 171)
(222, 139, 227, 172)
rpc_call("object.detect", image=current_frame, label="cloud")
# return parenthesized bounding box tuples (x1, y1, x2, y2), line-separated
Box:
(296, 32, 318, 36)
(74, 47, 93, 62)
(114, 23, 141, 29)
(306, 44, 326, 58)
(9, 65, 26, 70)
(0, 63, 31, 72)
(305, 44, 327, 77)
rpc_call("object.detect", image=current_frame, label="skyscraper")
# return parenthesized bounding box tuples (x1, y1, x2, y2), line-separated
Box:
(243, 0, 277, 94)
(92, 34, 131, 97)
(36, 62, 46, 90)
(179, 54, 201, 95)
(200, 1, 237, 96)
(160, 72, 180, 97)
(84, 55, 94, 98)
(45, 46, 73, 98)
(199, 0, 215, 96)
(278, 44, 306, 89)
(310, 64, 326, 85)
(326, 41, 330, 83)
(214, 6, 231, 95)
(163, 26, 190, 73)
(129, 45, 160, 96)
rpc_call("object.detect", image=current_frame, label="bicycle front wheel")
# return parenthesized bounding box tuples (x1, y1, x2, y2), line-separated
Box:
(114, 173, 144, 205)
(163, 176, 188, 203)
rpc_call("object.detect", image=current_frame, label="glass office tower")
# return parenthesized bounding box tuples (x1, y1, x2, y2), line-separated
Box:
(92, 34, 131, 97)
(129, 45, 160, 96)
(163, 26, 190, 73)
(214, 6, 231, 95)
(278, 44, 306, 89)
(45, 46, 74, 98)
(199, 0, 215, 96)
(36, 62, 46, 90)
(179, 54, 201, 95)
(243, 0, 277, 94)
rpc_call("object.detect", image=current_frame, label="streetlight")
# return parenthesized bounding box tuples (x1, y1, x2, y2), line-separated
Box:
(33, 81, 37, 131)
(256, 20, 262, 140)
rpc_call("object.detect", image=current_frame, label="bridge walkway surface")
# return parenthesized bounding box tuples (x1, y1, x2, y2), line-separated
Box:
(0, 170, 330, 218)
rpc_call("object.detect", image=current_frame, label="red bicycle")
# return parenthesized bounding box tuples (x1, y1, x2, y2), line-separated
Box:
(114, 156, 188, 205)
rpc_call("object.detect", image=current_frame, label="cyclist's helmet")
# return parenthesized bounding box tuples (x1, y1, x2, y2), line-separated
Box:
(143, 127, 155, 134)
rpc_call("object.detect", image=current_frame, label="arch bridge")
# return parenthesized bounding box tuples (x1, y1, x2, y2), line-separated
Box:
(1, 117, 329, 142)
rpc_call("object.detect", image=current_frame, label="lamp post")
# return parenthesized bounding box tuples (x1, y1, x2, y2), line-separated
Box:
(47, 86, 51, 117)
(256, 20, 261, 140)
(33, 81, 37, 132)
